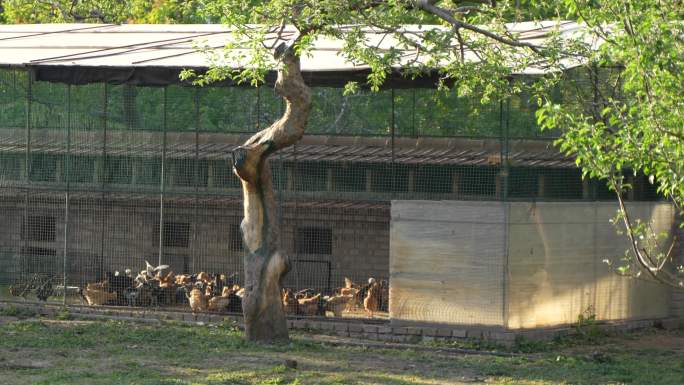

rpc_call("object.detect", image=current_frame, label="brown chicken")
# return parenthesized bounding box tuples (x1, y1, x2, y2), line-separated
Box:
(234, 286, 245, 298)
(86, 280, 109, 292)
(297, 294, 321, 316)
(8, 285, 19, 296)
(340, 277, 359, 297)
(378, 279, 389, 312)
(187, 287, 208, 313)
(282, 289, 297, 314)
(338, 277, 360, 311)
(363, 279, 381, 317)
(175, 274, 191, 286)
(84, 287, 117, 306)
(207, 287, 232, 312)
(156, 271, 175, 289)
(196, 272, 211, 284)
(324, 294, 353, 317)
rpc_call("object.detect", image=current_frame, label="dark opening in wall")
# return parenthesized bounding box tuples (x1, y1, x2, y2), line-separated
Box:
(0, 154, 22, 180)
(295, 162, 327, 191)
(295, 227, 332, 255)
(29, 155, 57, 182)
(21, 215, 56, 242)
(333, 162, 365, 192)
(155, 222, 191, 248)
(229, 223, 243, 252)
(458, 166, 498, 196)
(415, 165, 453, 194)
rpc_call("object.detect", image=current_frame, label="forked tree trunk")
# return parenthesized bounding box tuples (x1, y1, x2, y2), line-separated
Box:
(232, 49, 311, 342)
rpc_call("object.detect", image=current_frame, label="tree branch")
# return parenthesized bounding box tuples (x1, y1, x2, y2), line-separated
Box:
(612, 179, 683, 289)
(414, 0, 543, 53)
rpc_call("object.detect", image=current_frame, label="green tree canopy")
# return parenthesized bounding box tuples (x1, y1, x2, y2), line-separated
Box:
(538, 0, 684, 287)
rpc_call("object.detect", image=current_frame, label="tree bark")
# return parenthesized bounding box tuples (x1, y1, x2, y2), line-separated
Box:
(232, 48, 311, 343)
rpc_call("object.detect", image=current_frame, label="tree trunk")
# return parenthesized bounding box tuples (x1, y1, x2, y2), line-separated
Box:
(232, 49, 311, 343)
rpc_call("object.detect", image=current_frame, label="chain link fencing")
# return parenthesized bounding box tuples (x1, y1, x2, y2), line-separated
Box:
(0, 66, 660, 322)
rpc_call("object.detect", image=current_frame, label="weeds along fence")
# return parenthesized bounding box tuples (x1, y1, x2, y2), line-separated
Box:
(0, 65, 658, 319)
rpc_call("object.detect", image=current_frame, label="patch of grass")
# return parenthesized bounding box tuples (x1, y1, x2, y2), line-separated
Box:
(55, 306, 72, 320)
(422, 336, 509, 353)
(0, 304, 36, 318)
(0, 318, 682, 385)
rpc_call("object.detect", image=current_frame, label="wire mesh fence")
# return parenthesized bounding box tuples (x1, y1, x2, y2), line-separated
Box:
(0, 66, 660, 322)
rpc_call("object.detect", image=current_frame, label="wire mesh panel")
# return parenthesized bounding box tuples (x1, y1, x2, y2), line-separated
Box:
(0, 66, 665, 325)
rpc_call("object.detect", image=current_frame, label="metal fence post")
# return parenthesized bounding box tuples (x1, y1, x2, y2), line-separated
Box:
(193, 87, 200, 274)
(22, 70, 32, 282)
(159, 86, 167, 267)
(390, 88, 396, 196)
(99, 83, 108, 277)
(501, 85, 512, 327)
(63, 84, 72, 305)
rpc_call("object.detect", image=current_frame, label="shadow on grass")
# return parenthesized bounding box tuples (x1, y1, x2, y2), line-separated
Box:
(0, 319, 682, 385)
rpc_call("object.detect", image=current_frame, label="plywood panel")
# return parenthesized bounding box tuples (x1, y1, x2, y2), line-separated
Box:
(390, 201, 505, 326)
(506, 202, 673, 329)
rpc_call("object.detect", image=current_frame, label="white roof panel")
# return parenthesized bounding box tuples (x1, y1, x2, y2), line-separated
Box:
(0, 23, 591, 74)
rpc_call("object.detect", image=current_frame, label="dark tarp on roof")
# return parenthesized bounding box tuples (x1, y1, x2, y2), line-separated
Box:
(32, 65, 442, 88)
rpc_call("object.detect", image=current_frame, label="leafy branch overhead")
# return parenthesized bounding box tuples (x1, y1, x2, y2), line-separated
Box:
(537, 1, 684, 288)
(181, 1, 583, 98)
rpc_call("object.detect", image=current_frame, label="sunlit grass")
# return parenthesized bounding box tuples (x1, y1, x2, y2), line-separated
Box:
(0, 317, 682, 385)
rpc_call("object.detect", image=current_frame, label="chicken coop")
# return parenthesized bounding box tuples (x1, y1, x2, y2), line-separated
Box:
(0, 24, 680, 329)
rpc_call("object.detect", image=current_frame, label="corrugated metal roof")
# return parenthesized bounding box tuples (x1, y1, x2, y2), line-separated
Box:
(0, 134, 573, 167)
(0, 22, 590, 74)
(0, 189, 390, 211)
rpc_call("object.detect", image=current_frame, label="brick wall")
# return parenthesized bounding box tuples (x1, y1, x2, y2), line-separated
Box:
(1, 301, 680, 345)
(0, 193, 390, 292)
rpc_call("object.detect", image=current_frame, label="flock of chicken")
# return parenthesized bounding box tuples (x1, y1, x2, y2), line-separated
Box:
(283, 277, 389, 317)
(82, 261, 244, 313)
(9, 261, 389, 319)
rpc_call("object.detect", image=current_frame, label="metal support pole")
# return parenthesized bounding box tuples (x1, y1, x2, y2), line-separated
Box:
(158, 87, 167, 267)
(63, 84, 72, 305)
(390, 88, 396, 195)
(500, 87, 511, 327)
(500, 92, 511, 201)
(99, 83, 108, 280)
(22, 70, 33, 282)
(411, 88, 416, 137)
(256, 86, 261, 131)
(192, 87, 200, 273)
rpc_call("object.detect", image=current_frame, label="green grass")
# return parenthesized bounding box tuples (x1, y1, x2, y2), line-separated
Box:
(0, 317, 682, 385)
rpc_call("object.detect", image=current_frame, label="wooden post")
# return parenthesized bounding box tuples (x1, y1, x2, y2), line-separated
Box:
(55, 156, 63, 183)
(206, 161, 215, 188)
(326, 167, 334, 192)
(365, 168, 373, 193)
(407, 168, 415, 193)
(495, 173, 502, 198)
(582, 178, 591, 200)
(537, 174, 546, 198)
(94, 156, 103, 184)
(452, 171, 460, 197)
(131, 158, 140, 186)
(286, 164, 294, 191)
